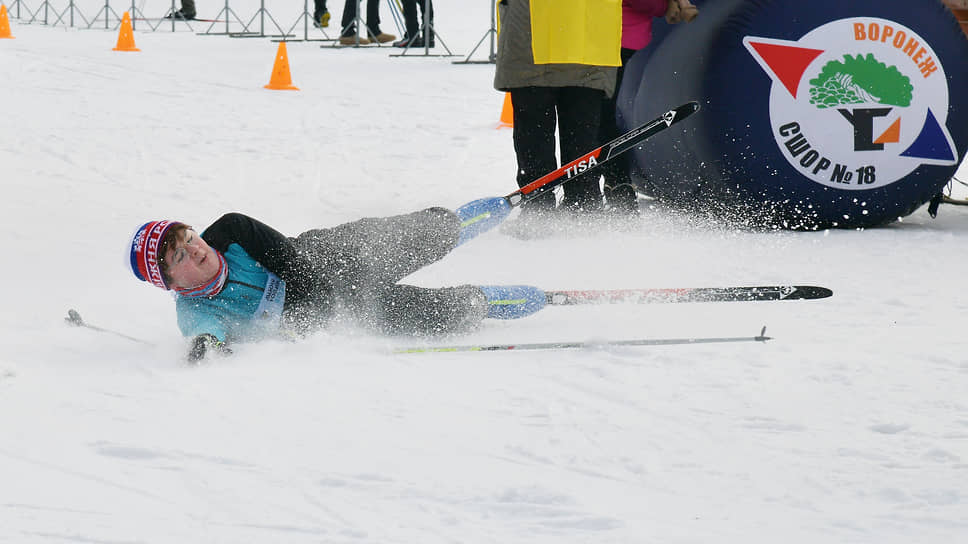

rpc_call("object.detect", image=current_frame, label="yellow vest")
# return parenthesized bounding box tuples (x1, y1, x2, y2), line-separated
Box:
(529, 0, 622, 66)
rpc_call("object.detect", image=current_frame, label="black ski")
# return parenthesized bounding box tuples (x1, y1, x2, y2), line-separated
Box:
(546, 285, 833, 305)
(505, 101, 700, 208)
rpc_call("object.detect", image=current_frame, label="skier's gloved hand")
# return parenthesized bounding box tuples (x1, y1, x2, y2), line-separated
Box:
(187, 334, 231, 363)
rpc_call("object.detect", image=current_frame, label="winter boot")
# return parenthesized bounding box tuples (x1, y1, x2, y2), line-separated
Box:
(604, 184, 639, 216)
(314, 11, 330, 28)
(165, 8, 195, 20)
(339, 35, 371, 45)
(455, 197, 512, 246)
(479, 286, 546, 320)
(499, 191, 556, 240)
(372, 32, 397, 43)
(394, 34, 434, 48)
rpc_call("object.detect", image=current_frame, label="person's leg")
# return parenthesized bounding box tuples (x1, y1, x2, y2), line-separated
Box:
(180, 0, 196, 18)
(420, 0, 434, 43)
(393, 0, 421, 46)
(375, 284, 488, 336)
(313, 0, 329, 25)
(340, 0, 357, 36)
(601, 48, 640, 213)
(374, 283, 545, 336)
(298, 207, 460, 288)
(510, 87, 559, 213)
(599, 49, 631, 191)
(402, 0, 418, 38)
(365, 0, 381, 36)
(557, 86, 606, 212)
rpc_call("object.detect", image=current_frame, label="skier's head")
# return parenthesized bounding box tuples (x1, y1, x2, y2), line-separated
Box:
(129, 220, 227, 296)
(129, 220, 184, 290)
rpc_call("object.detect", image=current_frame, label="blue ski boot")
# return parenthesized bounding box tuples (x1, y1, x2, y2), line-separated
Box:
(479, 285, 546, 320)
(455, 197, 512, 246)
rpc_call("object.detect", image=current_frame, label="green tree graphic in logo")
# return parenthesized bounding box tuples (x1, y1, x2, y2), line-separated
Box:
(808, 53, 913, 109)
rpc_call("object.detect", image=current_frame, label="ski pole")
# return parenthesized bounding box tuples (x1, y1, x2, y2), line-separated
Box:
(393, 327, 771, 354)
(64, 309, 156, 346)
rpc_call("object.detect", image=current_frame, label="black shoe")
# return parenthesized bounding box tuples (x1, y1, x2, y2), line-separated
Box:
(499, 193, 556, 240)
(560, 193, 605, 215)
(393, 34, 434, 48)
(604, 184, 640, 216)
(164, 9, 195, 20)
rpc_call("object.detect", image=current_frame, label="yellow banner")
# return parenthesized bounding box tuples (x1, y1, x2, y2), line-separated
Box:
(530, 0, 622, 66)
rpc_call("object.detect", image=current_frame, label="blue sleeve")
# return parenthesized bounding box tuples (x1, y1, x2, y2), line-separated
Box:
(176, 300, 230, 343)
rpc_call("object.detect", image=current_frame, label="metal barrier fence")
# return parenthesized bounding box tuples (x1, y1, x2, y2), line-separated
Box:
(1, 0, 409, 41)
(4, 0, 496, 60)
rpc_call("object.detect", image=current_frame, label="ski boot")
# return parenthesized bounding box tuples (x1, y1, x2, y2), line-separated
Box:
(479, 285, 546, 320)
(455, 197, 512, 246)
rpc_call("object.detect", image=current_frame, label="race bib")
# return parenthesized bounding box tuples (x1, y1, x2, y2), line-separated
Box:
(255, 272, 286, 329)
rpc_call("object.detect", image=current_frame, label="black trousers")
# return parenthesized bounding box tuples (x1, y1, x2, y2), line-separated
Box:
(510, 86, 605, 209)
(401, 0, 433, 38)
(313, 0, 327, 18)
(287, 208, 486, 336)
(599, 48, 639, 191)
(341, 0, 381, 36)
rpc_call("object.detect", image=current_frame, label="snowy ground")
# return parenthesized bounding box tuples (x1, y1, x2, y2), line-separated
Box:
(2, 2, 968, 542)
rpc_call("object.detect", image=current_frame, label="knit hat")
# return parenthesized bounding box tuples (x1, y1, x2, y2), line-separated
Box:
(128, 220, 184, 290)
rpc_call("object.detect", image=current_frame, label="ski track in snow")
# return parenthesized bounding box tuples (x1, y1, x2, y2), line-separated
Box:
(2, 2, 968, 542)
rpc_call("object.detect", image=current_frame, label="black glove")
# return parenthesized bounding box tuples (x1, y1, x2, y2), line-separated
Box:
(187, 334, 232, 363)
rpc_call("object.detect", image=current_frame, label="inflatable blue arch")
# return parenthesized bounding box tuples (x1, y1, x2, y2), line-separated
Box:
(617, 0, 968, 229)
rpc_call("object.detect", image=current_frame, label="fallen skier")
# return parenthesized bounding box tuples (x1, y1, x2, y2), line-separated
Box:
(128, 197, 544, 362)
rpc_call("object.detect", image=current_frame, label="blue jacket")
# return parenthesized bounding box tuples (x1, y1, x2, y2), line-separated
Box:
(171, 208, 466, 344)
(175, 243, 286, 343)
(171, 213, 317, 344)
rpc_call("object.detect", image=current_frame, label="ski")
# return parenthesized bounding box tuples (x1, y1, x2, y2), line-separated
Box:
(454, 101, 700, 241)
(394, 327, 771, 354)
(546, 285, 833, 305)
(506, 101, 700, 208)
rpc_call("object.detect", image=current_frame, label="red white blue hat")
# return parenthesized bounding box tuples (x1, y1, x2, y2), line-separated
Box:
(129, 220, 183, 290)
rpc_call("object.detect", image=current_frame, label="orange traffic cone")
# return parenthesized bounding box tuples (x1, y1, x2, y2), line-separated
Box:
(0, 5, 15, 39)
(264, 41, 299, 91)
(497, 92, 513, 129)
(113, 12, 139, 52)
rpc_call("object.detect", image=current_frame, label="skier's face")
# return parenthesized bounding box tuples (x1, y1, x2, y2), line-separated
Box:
(164, 229, 220, 289)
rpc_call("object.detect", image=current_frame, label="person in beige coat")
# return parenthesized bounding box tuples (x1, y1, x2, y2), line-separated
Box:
(494, 0, 619, 228)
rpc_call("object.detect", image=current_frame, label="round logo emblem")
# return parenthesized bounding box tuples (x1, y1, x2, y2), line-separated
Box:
(744, 18, 958, 190)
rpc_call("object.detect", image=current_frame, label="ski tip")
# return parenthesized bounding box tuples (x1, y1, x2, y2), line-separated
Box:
(790, 286, 833, 299)
(676, 101, 700, 115)
(668, 102, 701, 124)
(813, 287, 833, 299)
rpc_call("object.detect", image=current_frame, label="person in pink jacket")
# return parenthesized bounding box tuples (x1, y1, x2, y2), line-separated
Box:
(601, 0, 698, 215)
